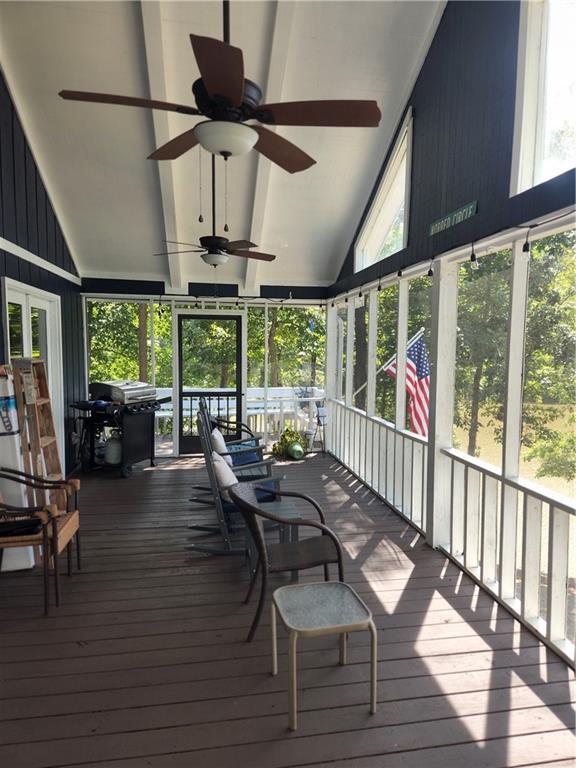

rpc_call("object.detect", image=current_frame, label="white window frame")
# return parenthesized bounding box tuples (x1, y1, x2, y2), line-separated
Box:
(355, 107, 413, 272)
(510, 0, 573, 195)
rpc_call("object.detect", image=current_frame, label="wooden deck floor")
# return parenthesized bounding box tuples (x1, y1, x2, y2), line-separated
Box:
(0, 454, 574, 768)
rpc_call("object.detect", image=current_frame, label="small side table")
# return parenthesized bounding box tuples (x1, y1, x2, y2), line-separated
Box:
(271, 581, 377, 730)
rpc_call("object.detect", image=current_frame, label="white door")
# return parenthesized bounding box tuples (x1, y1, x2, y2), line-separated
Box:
(2, 278, 65, 461)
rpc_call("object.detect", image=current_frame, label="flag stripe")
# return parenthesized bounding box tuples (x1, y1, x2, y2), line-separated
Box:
(383, 335, 430, 437)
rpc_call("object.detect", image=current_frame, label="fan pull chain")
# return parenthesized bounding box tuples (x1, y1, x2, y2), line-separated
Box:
(198, 149, 204, 224)
(223, 157, 229, 233)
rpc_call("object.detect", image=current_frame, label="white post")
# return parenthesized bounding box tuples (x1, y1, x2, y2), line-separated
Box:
(547, 506, 570, 643)
(241, 303, 248, 426)
(426, 259, 459, 547)
(345, 299, 355, 407)
(325, 303, 338, 453)
(499, 241, 530, 600)
(264, 303, 269, 446)
(149, 298, 156, 387)
(395, 281, 409, 428)
(366, 289, 377, 417)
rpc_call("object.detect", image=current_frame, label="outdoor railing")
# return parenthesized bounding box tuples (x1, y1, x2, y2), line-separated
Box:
(441, 448, 575, 665)
(326, 399, 575, 666)
(327, 399, 428, 532)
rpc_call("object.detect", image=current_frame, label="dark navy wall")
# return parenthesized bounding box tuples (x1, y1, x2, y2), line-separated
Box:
(0, 68, 85, 472)
(82, 277, 329, 300)
(333, 0, 576, 294)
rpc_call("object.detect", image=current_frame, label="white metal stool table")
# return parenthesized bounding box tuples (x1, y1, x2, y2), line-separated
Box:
(271, 581, 377, 730)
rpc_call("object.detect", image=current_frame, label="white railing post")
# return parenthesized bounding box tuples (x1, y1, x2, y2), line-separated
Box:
(426, 259, 459, 547)
(522, 494, 543, 623)
(500, 241, 530, 600)
(547, 506, 570, 644)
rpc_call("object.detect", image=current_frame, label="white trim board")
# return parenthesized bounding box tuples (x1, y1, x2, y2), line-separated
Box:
(0, 236, 81, 285)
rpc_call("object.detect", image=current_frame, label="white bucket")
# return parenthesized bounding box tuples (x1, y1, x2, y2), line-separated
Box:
(0, 368, 35, 571)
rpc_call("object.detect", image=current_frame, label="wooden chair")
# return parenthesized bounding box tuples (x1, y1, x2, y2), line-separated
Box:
(228, 482, 344, 642)
(0, 498, 56, 615)
(0, 468, 81, 607)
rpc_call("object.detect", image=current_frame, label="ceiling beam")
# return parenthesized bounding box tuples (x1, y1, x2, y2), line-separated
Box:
(140, 1, 184, 291)
(242, 1, 295, 296)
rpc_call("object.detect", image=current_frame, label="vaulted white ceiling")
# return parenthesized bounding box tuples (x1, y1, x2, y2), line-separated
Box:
(0, 0, 444, 293)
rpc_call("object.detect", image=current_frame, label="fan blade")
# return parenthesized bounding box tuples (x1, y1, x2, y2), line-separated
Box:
(148, 129, 199, 160)
(222, 240, 257, 250)
(229, 250, 276, 262)
(165, 240, 201, 248)
(59, 90, 199, 116)
(154, 249, 204, 256)
(253, 126, 315, 174)
(190, 35, 244, 107)
(254, 100, 381, 127)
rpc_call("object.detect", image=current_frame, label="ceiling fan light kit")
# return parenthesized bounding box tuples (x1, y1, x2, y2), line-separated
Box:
(201, 251, 230, 267)
(193, 120, 258, 157)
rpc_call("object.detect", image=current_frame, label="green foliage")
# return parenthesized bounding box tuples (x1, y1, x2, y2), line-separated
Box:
(87, 301, 325, 393)
(525, 414, 576, 482)
(88, 301, 143, 382)
(271, 428, 307, 459)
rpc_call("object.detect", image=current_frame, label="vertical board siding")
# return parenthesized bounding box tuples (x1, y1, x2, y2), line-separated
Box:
(0, 68, 84, 472)
(334, 0, 575, 292)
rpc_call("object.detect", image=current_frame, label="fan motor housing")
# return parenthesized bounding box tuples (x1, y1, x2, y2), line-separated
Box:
(192, 78, 262, 122)
(199, 235, 229, 250)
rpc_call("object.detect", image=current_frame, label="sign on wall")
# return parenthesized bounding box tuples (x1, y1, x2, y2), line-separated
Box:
(429, 201, 478, 236)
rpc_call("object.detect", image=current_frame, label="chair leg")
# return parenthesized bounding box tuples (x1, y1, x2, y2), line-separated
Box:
(369, 620, 378, 714)
(271, 602, 278, 675)
(244, 558, 260, 604)
(52, 519, 60, 607)
(246, 569, 267, 643)
(67, 543, 72, 576)
(339, 632, 347, 665)
(75, 531, 81, 570)
(288, 631, 299, 731)
(42, 526, 50, 616)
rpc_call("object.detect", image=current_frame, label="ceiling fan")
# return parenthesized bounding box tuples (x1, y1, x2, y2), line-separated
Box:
(59, 1, 381, 173)
(155, 155, 276, 267)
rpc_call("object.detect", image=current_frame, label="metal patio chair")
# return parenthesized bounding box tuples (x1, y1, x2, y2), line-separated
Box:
(228, 482, 344, 642)
(187, 413, 280, 556)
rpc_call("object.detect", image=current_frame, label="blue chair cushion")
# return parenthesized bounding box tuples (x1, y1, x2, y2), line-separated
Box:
(231, 450, 261, 466)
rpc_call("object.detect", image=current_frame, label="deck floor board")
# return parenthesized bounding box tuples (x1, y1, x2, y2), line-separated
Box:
(0, 454, 574, 768)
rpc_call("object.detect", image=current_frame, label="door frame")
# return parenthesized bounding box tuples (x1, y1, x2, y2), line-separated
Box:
(1, 277, 65, 461)
(172, 308, 247, 455)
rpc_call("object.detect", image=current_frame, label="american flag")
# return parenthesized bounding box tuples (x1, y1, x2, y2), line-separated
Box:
(384, 334, 431, 437)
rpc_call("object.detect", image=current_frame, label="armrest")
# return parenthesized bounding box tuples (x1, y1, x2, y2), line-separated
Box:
(253, 486, 326, 524)
(0, 472, 74, 495)
(0, 502, 58, 522)
(0, 467, 79, 492)
(219, 445, 265, 457)
(232, 494, 342, 555)
(214, 418, 256, 438)
(225, 437, 261, 446)
(234, 458, 275, 471)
